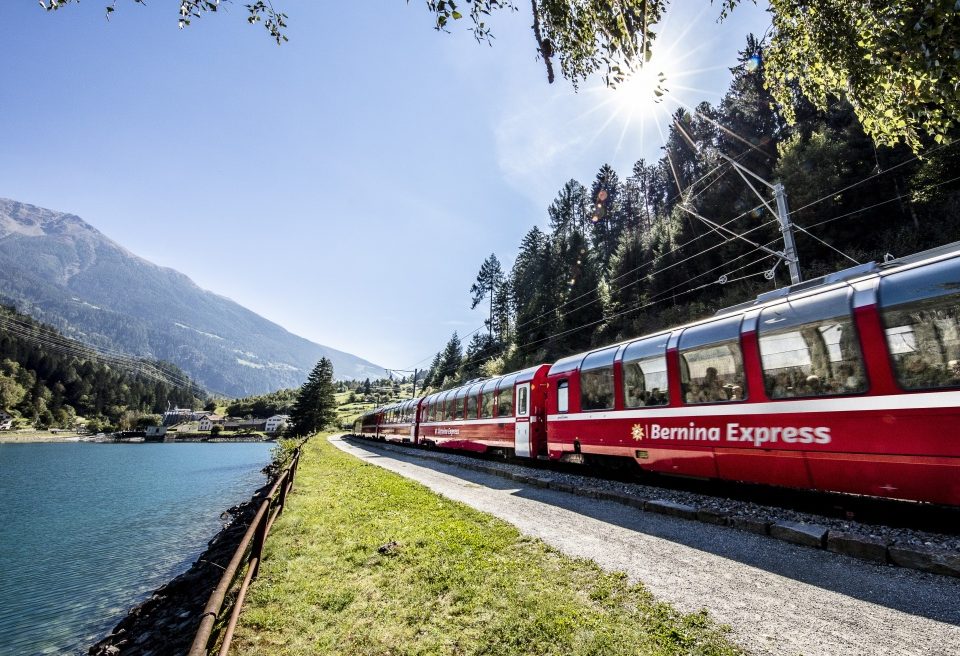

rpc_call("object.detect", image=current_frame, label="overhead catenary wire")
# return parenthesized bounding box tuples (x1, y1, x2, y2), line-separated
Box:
(402, 142, 763, 371)
(442, 243, 782, 377)
(407, 122, 956, 374)
(787, 138, 958, 218)
(0, 313, 201, 393)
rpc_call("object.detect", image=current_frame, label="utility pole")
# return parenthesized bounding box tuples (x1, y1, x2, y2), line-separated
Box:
(773, 183, 802, 285)
(718, 153, 803, 285)
(386, 367, 421, 400)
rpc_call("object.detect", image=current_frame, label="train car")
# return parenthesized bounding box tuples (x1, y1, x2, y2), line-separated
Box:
(545, 242, 960, 506)
(377, 397, 422, 443)
(418, 365, 550, 457)
(355, 408, 381, 438)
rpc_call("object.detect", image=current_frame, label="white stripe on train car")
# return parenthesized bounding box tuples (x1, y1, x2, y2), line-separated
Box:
(419, 417, 517, 427)
(547, 390, 960, 422)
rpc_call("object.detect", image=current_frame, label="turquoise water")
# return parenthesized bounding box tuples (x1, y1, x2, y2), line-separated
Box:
(0, 442, 273, 656)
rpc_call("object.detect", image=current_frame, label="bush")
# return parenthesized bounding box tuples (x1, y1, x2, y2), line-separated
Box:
(211, 425, 223, 436)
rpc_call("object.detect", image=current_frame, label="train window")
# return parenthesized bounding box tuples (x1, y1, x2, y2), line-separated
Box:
(580, 346, 617, 411)
(518, 386, 528, 415)
(679, 316, 746, 404)
(880, 260, 960, 390)
(497, 387, 513, 417)
(444, 397, 455, 421)
(557, 379, 569, 413)
(622, 335, 669, 408)
(480, 391, 494, 418)
(466, 383, 482, 419)
(759, 290, 866, 398)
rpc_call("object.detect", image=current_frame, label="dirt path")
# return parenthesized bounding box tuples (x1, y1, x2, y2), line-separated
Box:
(332, 436, 960, 656)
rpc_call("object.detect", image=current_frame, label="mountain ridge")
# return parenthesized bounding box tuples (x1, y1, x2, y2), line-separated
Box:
(0, 198, 384, 396)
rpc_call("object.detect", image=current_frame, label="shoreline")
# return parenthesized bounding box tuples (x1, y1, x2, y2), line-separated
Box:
(0, 433, 274, 444)
(0, 432, 85, 443)
(87, 473, 277, 655)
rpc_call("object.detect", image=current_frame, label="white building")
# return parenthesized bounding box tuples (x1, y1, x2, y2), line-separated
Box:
(198, 414, 223, 431)
(265, 414, 290, 434)
(0, 410, 13, 431)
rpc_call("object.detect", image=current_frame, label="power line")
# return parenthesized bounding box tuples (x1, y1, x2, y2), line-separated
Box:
(788, 138, 958, 217)
(0, 314, 201, 393)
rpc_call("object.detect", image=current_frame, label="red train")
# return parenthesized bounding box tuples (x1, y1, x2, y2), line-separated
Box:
(356, 242, 960, 506)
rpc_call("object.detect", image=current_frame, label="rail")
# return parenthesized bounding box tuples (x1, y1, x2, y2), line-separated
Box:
(188, 440, 305, 656)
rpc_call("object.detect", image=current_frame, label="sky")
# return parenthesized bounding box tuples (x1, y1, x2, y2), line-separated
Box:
(0, 1, 772, 373)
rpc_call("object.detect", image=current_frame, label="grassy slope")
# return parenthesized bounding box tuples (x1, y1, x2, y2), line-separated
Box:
(231, 436, 742, 656)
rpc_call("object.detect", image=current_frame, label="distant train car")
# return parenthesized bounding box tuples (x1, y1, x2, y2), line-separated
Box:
(378, 397, 421, 443)
(418, 365, 550, 457)
(545, 242, 960, 505)
(355, 408, 381, 439)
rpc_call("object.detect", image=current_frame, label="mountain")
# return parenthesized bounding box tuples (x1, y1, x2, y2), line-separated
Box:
(0, 198, 384, 396)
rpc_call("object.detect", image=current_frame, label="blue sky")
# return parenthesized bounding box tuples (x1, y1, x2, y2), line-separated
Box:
(0, 1, 771, 373)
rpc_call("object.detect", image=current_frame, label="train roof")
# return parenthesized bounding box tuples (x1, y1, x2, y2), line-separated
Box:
(420, 364, 548, 404)
(716, 239, 960, 315)
(549, 240, 960, 376)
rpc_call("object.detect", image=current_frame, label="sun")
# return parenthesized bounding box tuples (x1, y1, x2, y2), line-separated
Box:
(612, 59, 672, 118)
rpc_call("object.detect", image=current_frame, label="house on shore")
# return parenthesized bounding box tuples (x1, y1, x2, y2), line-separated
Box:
(198, 414, 224, 432)
(0, 410, 13, 431)
(265, 414, 290, 435)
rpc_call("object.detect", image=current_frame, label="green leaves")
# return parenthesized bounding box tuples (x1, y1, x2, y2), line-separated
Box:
(40, 0, 289, 45)
(762, 0, 959, 153)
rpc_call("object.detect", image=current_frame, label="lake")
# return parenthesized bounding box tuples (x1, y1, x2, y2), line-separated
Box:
(0, 442, 274, 655)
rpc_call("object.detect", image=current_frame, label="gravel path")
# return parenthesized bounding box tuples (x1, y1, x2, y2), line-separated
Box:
(332, 436, 960, 656)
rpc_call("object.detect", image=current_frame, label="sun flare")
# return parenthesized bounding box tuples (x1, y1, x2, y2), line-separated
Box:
(612, 59, 672, 119)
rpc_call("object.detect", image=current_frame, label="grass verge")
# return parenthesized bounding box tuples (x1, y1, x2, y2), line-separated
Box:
(231, 435, 742, 656)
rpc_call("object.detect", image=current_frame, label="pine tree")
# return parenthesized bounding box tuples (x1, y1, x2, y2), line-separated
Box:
(470, 254, 506, 340)
(436, 333, 463, 388)
(590, 164, 622, 269)
(289, 358, 337, 436)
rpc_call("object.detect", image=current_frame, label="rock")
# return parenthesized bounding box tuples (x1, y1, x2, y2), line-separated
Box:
(697, 508, 730, 526)
(826, 531, 890, 563)
(730, 516, 770, 535)
(770, 521, 828, 548)
(888, 545, 960, 578)
(644, 499, 698, 520)
(377, 541, 400, 555)
(86, 480, 275, 656)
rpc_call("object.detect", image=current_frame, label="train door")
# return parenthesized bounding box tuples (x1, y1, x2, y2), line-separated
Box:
(515, 382, 531, 457)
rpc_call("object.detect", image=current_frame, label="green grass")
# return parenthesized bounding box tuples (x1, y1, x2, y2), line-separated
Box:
(231, 436, 742, 656)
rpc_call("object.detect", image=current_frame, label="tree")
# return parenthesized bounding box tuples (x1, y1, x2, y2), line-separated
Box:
(759, 0, 960, 151)
(40, 0, 289, 44)
(436, 333, 463, 388)
(422, 352, 442, 389)
(289, 358, 337, 436)
(470, 254, 507, 341)
(433, 1, 959, 150)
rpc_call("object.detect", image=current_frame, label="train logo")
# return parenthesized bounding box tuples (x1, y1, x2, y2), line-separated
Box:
(632, 421, 832, 446)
